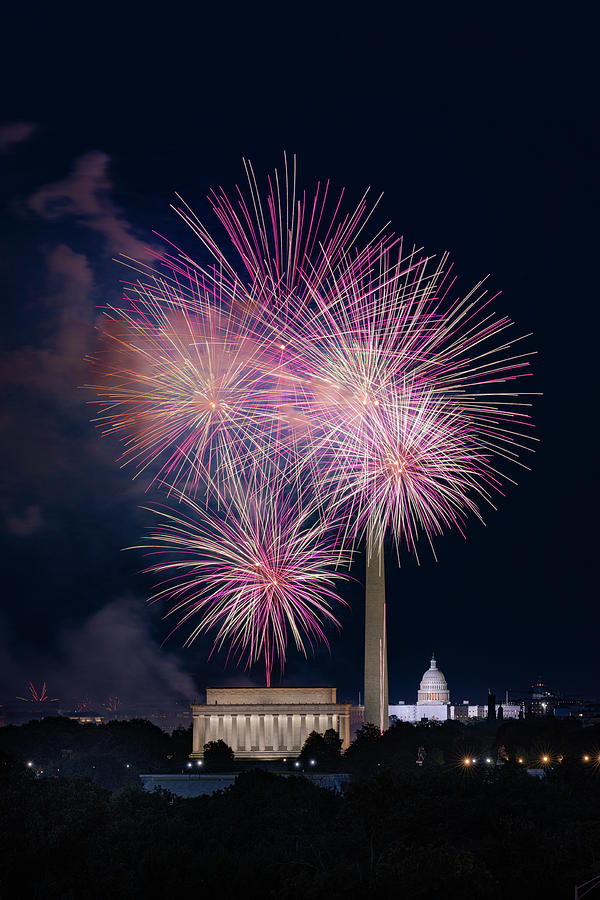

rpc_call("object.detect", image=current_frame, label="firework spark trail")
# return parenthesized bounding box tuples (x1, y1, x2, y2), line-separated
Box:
(319, 383, 502, 560)
(169, 152, 392, 320)
(16, 682, 59, 702)
(264, 242, 537, 557)
(87, 157, 537, 680)
(87, 272, 306, 496)
(137, 472, 352, 685)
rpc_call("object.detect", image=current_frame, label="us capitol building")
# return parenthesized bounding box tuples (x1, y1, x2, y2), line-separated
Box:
(389, 655, 521, 723)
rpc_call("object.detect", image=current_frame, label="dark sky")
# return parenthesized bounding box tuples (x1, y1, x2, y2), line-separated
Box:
(0, 4, 596, 709)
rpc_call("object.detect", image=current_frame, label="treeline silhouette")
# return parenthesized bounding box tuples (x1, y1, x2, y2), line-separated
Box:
(2, 716, 600, 897)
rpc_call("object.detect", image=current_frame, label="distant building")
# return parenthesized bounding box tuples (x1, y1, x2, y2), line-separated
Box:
(349, 704, 365, 740)
(388, 656, 521, 723)
(554, 701, 600, 727)
(190, 687, 351, 760)
(507, 681, 560, 718)
(391, 656, 453, 722)
(529, 681, 557, 716)
(68, 715, 103, 725)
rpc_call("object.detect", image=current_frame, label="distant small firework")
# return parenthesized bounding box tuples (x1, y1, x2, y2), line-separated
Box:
(17, 682, 59, 703)
(138, 474, 351, 685)
(104, 696, 121, 713)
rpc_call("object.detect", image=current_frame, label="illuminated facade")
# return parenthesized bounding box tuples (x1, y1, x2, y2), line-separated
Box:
(417, 655, 451, 705)
(388, 655, 521, 723)
(191, 687, 351, 759)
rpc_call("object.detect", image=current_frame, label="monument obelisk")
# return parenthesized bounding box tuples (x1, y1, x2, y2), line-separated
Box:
(363, 547, 388, 731)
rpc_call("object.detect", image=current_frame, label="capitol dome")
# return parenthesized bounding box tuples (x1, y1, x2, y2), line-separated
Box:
(417, 655, 450, 705)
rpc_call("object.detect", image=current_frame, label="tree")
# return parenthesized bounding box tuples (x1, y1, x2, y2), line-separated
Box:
(323, 728, 342, 755)
(298, 728, 343, 771)
(299, 731, 327, 766)
(203, 740, 234, 771)
(342, 723, 384, 774)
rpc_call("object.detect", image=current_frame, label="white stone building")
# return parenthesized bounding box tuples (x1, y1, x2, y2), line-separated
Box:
(191, 687, 351, 759)
(388, 656, 521, 723)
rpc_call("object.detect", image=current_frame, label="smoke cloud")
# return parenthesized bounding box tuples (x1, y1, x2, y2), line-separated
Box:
(1, 595, 197, 709)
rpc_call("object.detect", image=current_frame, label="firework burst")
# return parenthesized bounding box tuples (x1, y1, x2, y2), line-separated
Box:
(325, 383, 501, 559)
(270, 242, 537, 557)
(87, 157, 536, 685)
(138, 474, 351, 685)
(87, 273, 300, 495)
(17, 682, 59, 703)
(170, 152, 390, 319)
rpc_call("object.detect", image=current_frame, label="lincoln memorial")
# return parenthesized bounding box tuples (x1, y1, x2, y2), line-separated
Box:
(191, 687, 351, 759)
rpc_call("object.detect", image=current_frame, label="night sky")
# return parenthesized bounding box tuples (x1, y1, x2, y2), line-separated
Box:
(0, 5, 596, 710)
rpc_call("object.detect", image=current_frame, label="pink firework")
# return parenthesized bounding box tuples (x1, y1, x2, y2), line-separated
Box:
(323, 382, 500, 560)
(269, 242, 536, 557)
(137, 473, 352, 685)
(88, 157, 536, 681)
(87, 274, 298, 496)
(171, 152, 390, 320)
(17, 682, 59, 703)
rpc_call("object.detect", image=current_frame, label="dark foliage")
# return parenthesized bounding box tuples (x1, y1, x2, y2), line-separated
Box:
(299, 728, 343, 771)
(2, 751, 600, 898)
(0, 716, 192, 789)
(2, 718, 600, 897)
(202, 739, 234, 771)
